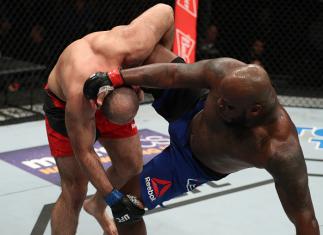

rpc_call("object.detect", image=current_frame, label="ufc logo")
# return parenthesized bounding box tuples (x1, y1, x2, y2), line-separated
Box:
(177, 0, 198, 17)
(175, 29, 195, 63)
(116, 214, 130, 223)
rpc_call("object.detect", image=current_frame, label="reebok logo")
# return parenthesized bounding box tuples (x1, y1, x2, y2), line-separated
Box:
(175, 29, 195, 63)
(145, 177, 172, 202)
(177, 0, 198, 17)
(145, 177, 157, 201)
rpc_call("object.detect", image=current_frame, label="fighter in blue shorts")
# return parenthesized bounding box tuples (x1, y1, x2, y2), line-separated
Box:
(139, 58, 228, 210)
(84, 46, 319, 235)
(84, 56, 228, 212)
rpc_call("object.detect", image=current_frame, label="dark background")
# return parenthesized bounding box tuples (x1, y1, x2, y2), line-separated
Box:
(1, 0, 322, 124)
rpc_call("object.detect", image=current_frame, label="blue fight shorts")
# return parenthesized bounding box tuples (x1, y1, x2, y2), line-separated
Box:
(140, 88, 228, 210)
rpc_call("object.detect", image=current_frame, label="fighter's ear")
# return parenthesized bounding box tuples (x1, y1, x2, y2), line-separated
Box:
(249, 104, 263, 117)
(89, 99, 97, 109)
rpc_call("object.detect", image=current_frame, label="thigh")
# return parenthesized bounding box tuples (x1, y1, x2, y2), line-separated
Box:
(99, 133, 143, 169)
(139, 146, 212, 210)
(117, 148, 175, 210)
(44, 91, 74, 157)
(138, 148, 175, 209)
(149, 88, 209, 122)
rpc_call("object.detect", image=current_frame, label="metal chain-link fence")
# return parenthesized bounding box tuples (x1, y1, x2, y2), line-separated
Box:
(0, 0, 322, 124)
(196, 0, 323, 108)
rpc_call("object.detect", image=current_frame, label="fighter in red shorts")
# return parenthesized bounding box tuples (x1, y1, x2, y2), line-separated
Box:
(43, 4, 174, 235)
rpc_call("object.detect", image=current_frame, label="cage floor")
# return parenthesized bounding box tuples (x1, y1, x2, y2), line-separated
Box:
(0, 104, 322, 235)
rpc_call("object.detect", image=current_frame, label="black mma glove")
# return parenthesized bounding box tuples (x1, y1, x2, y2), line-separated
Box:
(104, 189, 145, 225)
(83, 69, 124, 100)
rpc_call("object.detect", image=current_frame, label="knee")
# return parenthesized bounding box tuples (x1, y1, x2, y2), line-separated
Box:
(61, 179, 88, 206)
(127, 160, 143, 176)
(115, 158, 143, 179)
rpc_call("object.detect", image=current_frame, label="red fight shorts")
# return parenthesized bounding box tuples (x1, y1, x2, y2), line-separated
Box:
(43, 88, 138, 158)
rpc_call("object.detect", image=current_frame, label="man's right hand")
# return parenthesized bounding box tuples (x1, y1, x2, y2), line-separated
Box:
(105, 189, 145, 225)
(83, 70, 124, 100)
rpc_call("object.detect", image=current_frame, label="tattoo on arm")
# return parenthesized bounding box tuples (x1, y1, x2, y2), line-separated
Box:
(266, 144, 315, 223)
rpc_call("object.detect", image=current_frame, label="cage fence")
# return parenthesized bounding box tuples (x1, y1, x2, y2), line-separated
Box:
(0, 0, 322, 124)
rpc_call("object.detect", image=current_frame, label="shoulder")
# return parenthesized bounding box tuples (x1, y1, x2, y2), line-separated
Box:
(206, 58, 246, 75)
(264, 107, 304, 166)
(56, 40, 99, 98)
(266, 128, 304, 178)
(84, 29, 129, 61)
(58, 38, 94, 70)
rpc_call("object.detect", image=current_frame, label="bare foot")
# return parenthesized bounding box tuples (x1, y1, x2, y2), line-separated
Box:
(83, 195, 118, 235)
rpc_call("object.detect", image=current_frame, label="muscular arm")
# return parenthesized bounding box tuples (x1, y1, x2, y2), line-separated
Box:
(112, 4, 174, 65)
(266, 140, 319, 235)
(128, 3, 174, 50)
(120, 58, 242, 89)
(65, 91, 113, 196)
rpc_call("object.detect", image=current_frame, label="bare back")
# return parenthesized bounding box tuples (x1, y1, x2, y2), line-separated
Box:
(47, 28, 145, 102)
(47, 3, 174, 102)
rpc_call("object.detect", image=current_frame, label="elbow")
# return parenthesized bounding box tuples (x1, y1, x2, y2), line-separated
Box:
(148, 4, 174, 40)
(155, 4, 174, 23)
(155, 4, 174, 36)
(295, 219, 320, 235)
(154, 4, 173, 15)
(294, 212, 319, 234)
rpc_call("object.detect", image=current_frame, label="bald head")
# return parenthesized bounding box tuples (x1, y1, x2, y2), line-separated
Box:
(101, 87, 139, 125)
(216, 64, 277, 126)
(222, 65, 275, 107)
